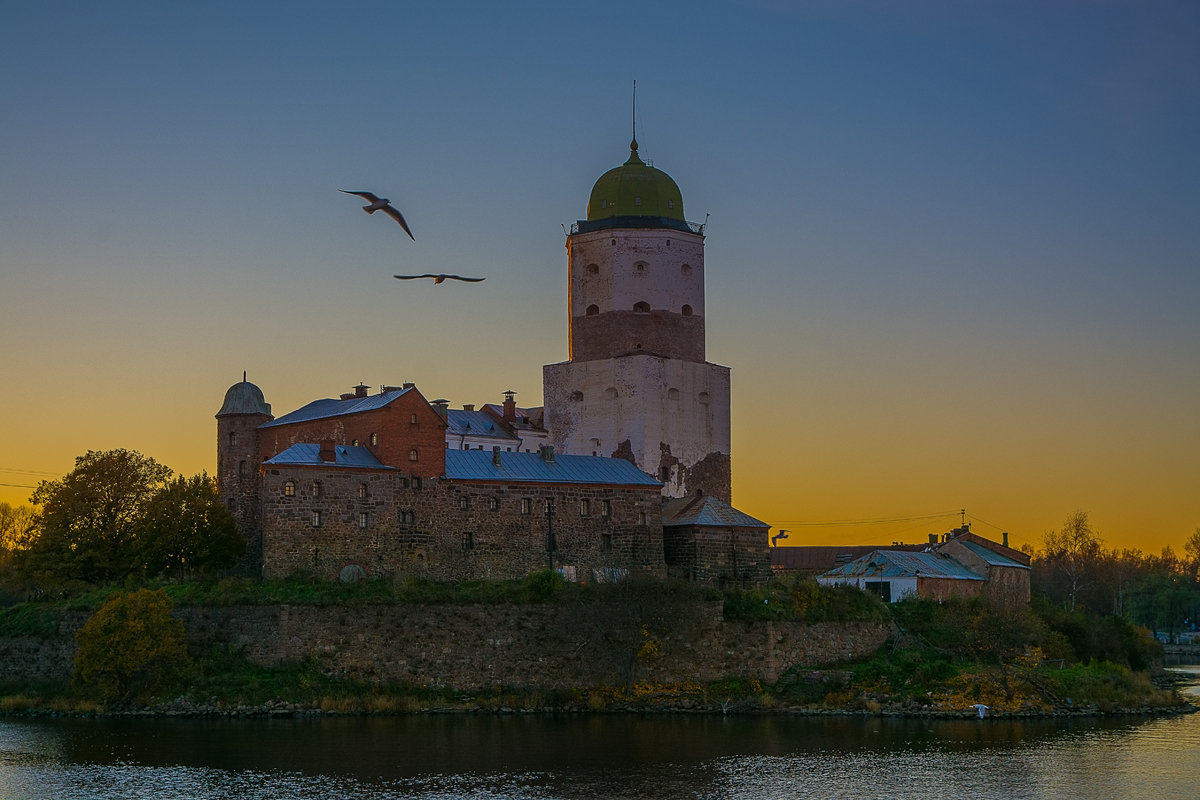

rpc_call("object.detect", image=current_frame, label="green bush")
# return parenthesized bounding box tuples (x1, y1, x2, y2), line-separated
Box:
(72, 588, 191, 703)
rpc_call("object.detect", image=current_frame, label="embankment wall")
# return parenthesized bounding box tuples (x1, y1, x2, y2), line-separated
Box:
(0, 603, 889, 690)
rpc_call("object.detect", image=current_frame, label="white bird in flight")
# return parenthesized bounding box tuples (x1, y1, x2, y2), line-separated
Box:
(394, 274, 486, 284)
(339, 189, 414, 240)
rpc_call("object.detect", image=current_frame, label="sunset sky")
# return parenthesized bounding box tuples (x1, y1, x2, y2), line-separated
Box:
(2, 1, 1197, 554)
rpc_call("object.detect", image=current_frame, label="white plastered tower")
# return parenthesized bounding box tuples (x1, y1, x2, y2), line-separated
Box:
(543, 139, 732, 502)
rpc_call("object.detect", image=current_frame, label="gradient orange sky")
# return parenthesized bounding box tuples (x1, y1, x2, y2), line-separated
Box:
(2, 2, 1197, 554)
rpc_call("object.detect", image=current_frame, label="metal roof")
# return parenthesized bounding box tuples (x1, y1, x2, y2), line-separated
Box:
(821, 549, 984, 581)
(260, 387, 415, 428)
(960, 540, 1031, 570)
(662, 493, 768, 528)
(444, 409, 519, 442)
(264, 443, 394, 470)
(444, 449, 661, 487)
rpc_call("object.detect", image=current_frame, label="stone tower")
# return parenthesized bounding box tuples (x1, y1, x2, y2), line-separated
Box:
(543, 139, 732, 502)
(215, 376, 273, 569)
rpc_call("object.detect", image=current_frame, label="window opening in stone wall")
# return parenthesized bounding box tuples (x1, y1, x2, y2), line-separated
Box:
(602, 500, 612, 518)
(352, 439, 360, 446)
(570, 391, 583, 402)
(489, 496, 499, 511)
(409, 449, 419, 462)
(359, 512, 369, 529)
(284, 481, 295, 497)
(634, 261, 647, 272)
(586, 304, 599, 316)
(399, 510, 414, 525)
(638, 511, 647, 526)
(313, 481, 322, 498)
(660, 465, 671, 481)
(604, 387, 618, 400)
(521, 497, 532, 515)
(458, 495, 470, 511)
(312, 510, 322, 527)
(681, 304, 692, 316)
(668, 388, 680, 401)
(586, 263, 599, 274)
(580, 499, 590, 517)
(401, 477, 410, 488)
(698, 392, 710, 405)
(462, 531, 475, 552)
(410, 413, 418, 424)
(358, 483, 367, 499)
(228, 431, 235, 446)
(681, 263, 691, 275)
(602, 533, 613, 552)
(412, 477, 422, 490)
(370, 432, 378, 446)
(238, 460, 246, 478)
(633, 301, 649, 313)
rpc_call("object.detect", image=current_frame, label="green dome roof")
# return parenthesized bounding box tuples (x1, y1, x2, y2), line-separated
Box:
(586, 139, 685, 223)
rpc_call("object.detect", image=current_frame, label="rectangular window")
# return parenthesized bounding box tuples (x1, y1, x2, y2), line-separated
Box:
(601, 500, 612, 519)
(398, 510, 414, 525)
(489, 496, 499, 511)
(601, 533, 613, 553)
(412, 477, 422, 490)
(462, 531, 474, 552)
(358, 512, 368, 529)
(312, 510, 322, 528)
(638, 511, 647, 526)
(521, 498, 532, 515)
(458, 495, 470, 511)
(409, 449, 419, 462)
(579, 499, 590, 517)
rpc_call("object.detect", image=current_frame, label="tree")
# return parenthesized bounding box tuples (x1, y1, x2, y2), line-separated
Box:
(1184, 528, 1200, 581)
(0, 502, 37, 557)
(137, 473, 244, 580)
(27, 449, 172, 584)
(73, 588, 190, 703)
(1042, 509, 1103, 612)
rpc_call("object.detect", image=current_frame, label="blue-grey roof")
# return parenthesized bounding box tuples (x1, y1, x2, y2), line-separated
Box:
(445, 409, 519, 442)
(217, 380, 271, 417)
(261, 388, 414, 428)
(959, 540, 1031, 570)
(444, 449, 661, 487)
(821, 550, 984, 581)
(662, 493, 768, 528)
(264, 443, 393, 470)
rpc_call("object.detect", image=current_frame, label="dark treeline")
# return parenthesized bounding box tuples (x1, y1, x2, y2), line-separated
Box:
(1028, 510, 1200, 643)
(0, 449, 243, 599)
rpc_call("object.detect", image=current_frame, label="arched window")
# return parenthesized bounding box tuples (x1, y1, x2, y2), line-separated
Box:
(604, 387, 618, 400)
(634, 261, 647, 273)
(238, 460, 246, 478)
(370, 432, 378, 446)
(586, 304, 599, 316)
(698, 392, 711, 405)
(668, 388, 680, 401)
(358, 483, 368, 499)
(312, 481, 322, 498)
(681, 304, 693, 316)
(409, 449, 419, 462)
(633, 301, 650, 313)
(681, 263, 692, 276)
(586, 263, 599, 275)
(570, 391, 584, 402)
(283, 481, 295, 497)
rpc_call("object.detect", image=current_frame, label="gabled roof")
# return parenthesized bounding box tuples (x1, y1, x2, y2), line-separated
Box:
(821, 550, 984, 581)
(260, 387, 417, 428)
(445, 409, 519, 442)
(264, 443, 393, 470)
(444, 450, 661, 487)
(481, 403, 545, 431)
(958, 540, 1031, 570)
(771, 544, 927, 572)
(662, 493, 768, 528)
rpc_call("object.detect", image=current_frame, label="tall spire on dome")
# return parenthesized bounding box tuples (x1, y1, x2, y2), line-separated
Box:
(626, 79, 643, 165)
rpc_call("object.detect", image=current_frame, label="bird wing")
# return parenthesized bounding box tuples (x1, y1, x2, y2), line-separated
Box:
(394, 274, 440, 280)
(381, 206, 415, 240)
(339, 189, 381, 202)
(444, 275, 486, 282)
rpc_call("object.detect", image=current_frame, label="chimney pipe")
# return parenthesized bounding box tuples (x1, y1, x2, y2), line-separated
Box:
(1002, 531, 1009, 548)
(502, 390, 517, 423)
(929, 533, 938, 544)
(463, 403, 474, 412)
(492, 446, 502, 467)
(540, 445, 555, 462)
(319, 440, 336, 462)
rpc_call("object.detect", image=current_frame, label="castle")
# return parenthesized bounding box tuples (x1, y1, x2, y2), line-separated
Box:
(216, 138, 770, 587)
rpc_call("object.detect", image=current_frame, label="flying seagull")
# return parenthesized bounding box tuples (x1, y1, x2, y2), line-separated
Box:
(339, 189, 414, 240)
(394, 274, 486, 284)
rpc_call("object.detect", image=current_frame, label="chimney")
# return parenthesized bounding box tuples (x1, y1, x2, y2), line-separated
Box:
(403, 381, 415, 389)
(1002, 531, 1009, 548)
(502, 390, 517, 423)
(431, 399, 449, 419)
(492, 446, 502, 467)
(463, 404, 475, 412)
(929, 533, 938, 544)
(540, 445, 555, 462)
(353, 383, 369, 398)
(319, 440, 336, 462)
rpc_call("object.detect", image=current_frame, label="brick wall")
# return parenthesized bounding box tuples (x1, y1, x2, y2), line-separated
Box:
(260, 468, 665, 583)
(663, 525, 772, 588)
(571, 310, 705, 362)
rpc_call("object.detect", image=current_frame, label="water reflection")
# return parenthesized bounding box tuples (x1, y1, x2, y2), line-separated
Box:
(2, 710, 1198, 800)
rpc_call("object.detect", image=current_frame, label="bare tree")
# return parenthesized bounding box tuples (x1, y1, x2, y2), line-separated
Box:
(1042, 510, 1103, 612)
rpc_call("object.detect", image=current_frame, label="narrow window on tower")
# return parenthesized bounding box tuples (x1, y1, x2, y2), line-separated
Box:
(580, 499, 590, 517)
(681, 305, 693, 316)
(238, 460, 246, 478)
(358, 512, 369, 530)
(358, 483, 368, 499)
(633, 301, 649, 313)
(312, 510, 322, 528)
(586, 304, 599, 316)
(370, 432, 378, 446)
(521, 497, 532, 515)
(409, 449, 419, 462)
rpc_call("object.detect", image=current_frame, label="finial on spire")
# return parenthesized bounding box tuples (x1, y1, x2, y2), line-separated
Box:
(243, 370, 247, 383)
(631, 78, 637, 152)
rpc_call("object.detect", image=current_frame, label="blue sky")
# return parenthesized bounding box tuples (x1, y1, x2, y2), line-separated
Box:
(2, 1, 1197, 550)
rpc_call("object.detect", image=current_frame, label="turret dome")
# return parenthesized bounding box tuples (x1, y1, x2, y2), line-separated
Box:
(216, 378, 271, 417)
(586, 139, 686, 226)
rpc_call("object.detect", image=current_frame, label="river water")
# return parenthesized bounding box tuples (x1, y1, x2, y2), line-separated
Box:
(2, 677, 1200, 800)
